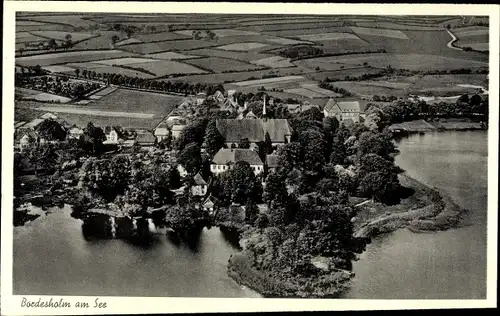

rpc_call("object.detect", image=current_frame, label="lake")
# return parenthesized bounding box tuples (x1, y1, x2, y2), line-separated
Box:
(13, 130, 488, 299)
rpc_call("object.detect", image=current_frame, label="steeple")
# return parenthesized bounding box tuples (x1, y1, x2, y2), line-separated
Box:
(262, 95, 267, 120)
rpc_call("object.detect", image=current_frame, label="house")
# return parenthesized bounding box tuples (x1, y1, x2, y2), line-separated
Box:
(211, 148, 264, 176)
(177, 164, 188, 178)
(245, 111, 258, 119)
(136, 131, 156, 148)
(323, 99, 361, 123)
(265, 154, 280, 174)
(15, 129, 38, 151)
(215, 119, 293, 149)
(67, 126, 84, 139)
(171, 124, 186, 139)
(191, 172, 208, 197)
(104, 126, 119, 144)
(153, 120, 170, 142)
(202, 194, 221, 215)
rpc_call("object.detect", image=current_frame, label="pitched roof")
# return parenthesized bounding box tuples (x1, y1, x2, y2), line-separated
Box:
(212, 148, 263, 165)
(338, 101, 360, 112)
(266, 154, 280, 168)
(193, 172, 207, 185)
(324, 99, 361, 113)
(23, 118, 44, 129)
(15, 129, 38, 142)
(245, 111, 257, 119)
(216, 119, 292, 143)
(154, 127, 169, 136)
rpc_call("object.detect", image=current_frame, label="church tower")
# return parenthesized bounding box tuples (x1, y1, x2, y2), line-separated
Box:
(262, 95, 267, 121)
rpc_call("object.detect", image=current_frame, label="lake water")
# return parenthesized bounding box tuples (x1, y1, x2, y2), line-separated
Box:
(345, 130, 488, 299)
(13, 130, 488, 299)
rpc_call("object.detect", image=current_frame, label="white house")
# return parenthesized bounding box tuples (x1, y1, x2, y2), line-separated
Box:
(104, 126, 119, 144)
(153, 119, 170, 142)
(15, 129, 38, 152)
(202, 194, 220, 216)
(191, 172, 208, 197)
(211, 148, 264, 176)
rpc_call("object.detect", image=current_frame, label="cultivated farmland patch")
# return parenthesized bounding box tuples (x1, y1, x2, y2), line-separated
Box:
(145, 51, 200, 60)
(31, 31, 96, 42)
(216, 42, 270, 51)
(16, 50, 136, 67)
(134, 31, 191, 42)
(232, 75, 305, 87)
(42, 65, 78, 73)
(453, 29, 489, 37)
(264, 37, 313, 45)
(284, 87, 330, 98)
(122, 60, 208, 77)
(184, 57, 265, 73)
(115, 38, 143, 46)
(250, 56, 294, 68)
(120, 39, 219, 54)
(351, 27, 409, 39)
(95, 57, 161, 66)
(297, 32, 362, 41)
(183, 48, 273, 62)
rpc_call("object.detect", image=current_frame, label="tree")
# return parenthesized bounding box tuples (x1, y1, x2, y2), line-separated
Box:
(74, 68, 80, 78)
(203, 120, 224, 157)
(263, 172, 288, 208)
(48, 39, 58, 50)
(177, 142, 202, 175)
(219, 161, 263, 205)
(111, 35, 120, 45)
(36, 119, 67, 141)
(276, 142, 302, 174)
(264, 132, 273, 155)
(80, 122, 106, 156)
(299, 129, 327, 172)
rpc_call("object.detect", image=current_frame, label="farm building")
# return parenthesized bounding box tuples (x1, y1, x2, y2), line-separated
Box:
(215, 119, 293, 149)
(171, 124, 186, 139)
(286, 102, 320, 114)
(191, 172, 208, 197)
(324, 99, 361, 123)
(211, 148, 264, 176)
(153, 120, 170, 142)
(136, 131, 156, 148)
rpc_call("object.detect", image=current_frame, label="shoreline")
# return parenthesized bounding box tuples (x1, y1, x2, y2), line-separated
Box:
(227, 174, 468, 298)
(389, 118, 486, 134)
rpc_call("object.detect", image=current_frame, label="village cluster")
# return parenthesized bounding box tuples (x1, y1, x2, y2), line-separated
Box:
(14, 86, 363, 216)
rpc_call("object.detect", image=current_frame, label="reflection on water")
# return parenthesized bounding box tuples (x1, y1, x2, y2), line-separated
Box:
(345, 131, 487, 299)
(13, 206, 260, 297)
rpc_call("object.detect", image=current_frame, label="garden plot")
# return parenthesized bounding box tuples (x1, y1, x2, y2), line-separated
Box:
(351, 27, 409, 39)
(31, 31, 96, 42)
(184, 57, 265, 73)
(16, 50, 136, 67)
(250, 56, 294, 68)
(297, 32, 362, 41)
(115, 38, 143, 46)
(216, 42, 270, 51)
(122, 60, 208, 77)
(145, 51, 200, 60)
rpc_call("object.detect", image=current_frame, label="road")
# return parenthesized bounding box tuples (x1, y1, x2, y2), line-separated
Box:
(446, 29, 462, 51)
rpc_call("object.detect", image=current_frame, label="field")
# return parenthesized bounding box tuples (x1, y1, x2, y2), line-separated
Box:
(30, 31, 96, 42)
(42, 65, 78, 73)
(216, 42, 270, 51)
(231, 75, 306, 88)
(16, 87, 72, 103)
(182, 48, 273, 62)
(96, 57, 160, 65)
(307, 53, 488, 71)
(120, 40, 219, 54)
(250, 56, 294, 68)
(184, 57, 265, 73)
(115, 38, 143, 46)
(16, 50, 136, 67)
(353, 21, 443, 31)
(351, 27, 410, 39)
(120, 60, 208, 76)
(297, 32, 362, 41)
(145, 51, 201, 60)
(174, 29, 260, 37)
(134, 32, 191, 42)
(83, 88, 184, 117)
